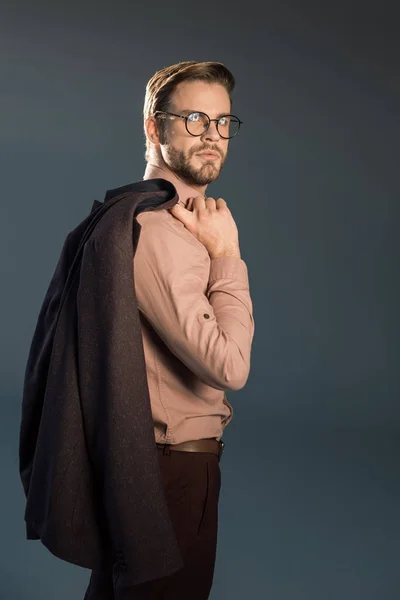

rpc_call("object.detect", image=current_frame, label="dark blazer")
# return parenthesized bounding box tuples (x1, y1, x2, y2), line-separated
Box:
(18, 178, 185, 586)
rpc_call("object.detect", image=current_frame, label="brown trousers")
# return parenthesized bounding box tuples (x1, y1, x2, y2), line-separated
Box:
(83, 445, 222, 599)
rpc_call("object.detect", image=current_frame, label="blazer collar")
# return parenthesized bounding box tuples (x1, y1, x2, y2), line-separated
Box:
(103, 178, 177, 203)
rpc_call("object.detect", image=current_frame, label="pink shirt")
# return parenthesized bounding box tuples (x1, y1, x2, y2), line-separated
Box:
(133, 164, 255, 444)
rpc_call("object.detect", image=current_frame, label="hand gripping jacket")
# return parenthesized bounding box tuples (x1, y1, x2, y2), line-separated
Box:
(18, 178, 184, 586)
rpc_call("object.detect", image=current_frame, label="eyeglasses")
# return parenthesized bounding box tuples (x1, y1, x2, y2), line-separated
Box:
(154, 110, 243, 139)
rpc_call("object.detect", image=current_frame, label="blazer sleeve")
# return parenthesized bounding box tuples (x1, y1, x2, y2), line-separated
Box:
(133, 214, 255, 391)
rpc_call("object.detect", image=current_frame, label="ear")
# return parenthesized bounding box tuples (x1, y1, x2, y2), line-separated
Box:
(144, 116, 161, 146)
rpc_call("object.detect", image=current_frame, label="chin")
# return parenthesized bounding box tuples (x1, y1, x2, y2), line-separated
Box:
(200, 175, 220, 185)
(203, 164, 220, 177)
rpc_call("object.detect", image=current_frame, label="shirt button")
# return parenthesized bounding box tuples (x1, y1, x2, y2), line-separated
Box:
(203, 313, 210, 319)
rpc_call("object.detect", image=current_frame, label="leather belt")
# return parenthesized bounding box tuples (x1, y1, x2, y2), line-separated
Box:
(156, 438, 225, 459)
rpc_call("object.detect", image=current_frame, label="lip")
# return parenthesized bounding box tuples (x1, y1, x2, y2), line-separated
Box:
(197, 151, 220, 159)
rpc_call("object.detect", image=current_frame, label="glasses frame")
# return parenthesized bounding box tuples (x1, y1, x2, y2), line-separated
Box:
(154, 110, 243, 139)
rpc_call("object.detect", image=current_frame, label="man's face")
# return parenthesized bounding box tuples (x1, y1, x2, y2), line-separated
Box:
(159, 81, 231, 186)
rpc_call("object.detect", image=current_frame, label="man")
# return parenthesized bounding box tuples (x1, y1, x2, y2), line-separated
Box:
(19, 60, 253, 600)
(83, 61, 255, 598)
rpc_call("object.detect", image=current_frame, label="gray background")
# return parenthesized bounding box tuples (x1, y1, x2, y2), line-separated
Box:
(1, 0, 399, 598)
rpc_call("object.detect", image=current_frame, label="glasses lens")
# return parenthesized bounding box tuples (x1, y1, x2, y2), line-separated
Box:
(217, 116, 240, 138)
(186, 112, 209, 136)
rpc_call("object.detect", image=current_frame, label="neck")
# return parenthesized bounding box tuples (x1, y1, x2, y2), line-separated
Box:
(143, 162, 207, 207)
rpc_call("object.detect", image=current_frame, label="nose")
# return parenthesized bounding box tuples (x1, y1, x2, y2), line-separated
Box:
(202, 119, 221, 142)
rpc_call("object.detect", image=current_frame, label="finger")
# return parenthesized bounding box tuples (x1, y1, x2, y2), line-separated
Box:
(205, 196, 217, 210)
(169, 202, 186, 216)
(190, 196, 208, 210)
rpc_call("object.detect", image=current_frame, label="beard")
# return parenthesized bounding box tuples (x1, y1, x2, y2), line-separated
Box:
(162, 142, 227, 186)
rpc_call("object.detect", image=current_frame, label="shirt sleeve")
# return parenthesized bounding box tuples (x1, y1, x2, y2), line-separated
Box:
(133, 213, 255, 391)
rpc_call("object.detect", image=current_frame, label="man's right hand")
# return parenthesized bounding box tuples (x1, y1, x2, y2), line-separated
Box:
(169, 196, 241, 259)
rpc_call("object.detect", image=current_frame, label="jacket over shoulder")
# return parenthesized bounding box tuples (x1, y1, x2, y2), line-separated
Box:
(18, 178, 184, 586)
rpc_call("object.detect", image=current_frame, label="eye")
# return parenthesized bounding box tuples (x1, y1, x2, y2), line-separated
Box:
(188, 112, 201, 122)
(218, 116, 230, 126)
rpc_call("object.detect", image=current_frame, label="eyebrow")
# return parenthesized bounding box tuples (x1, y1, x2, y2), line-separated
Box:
(180, 109, 231, 118)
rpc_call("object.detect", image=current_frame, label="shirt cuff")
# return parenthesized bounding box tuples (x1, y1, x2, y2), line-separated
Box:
(208, 256, 249, 285)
